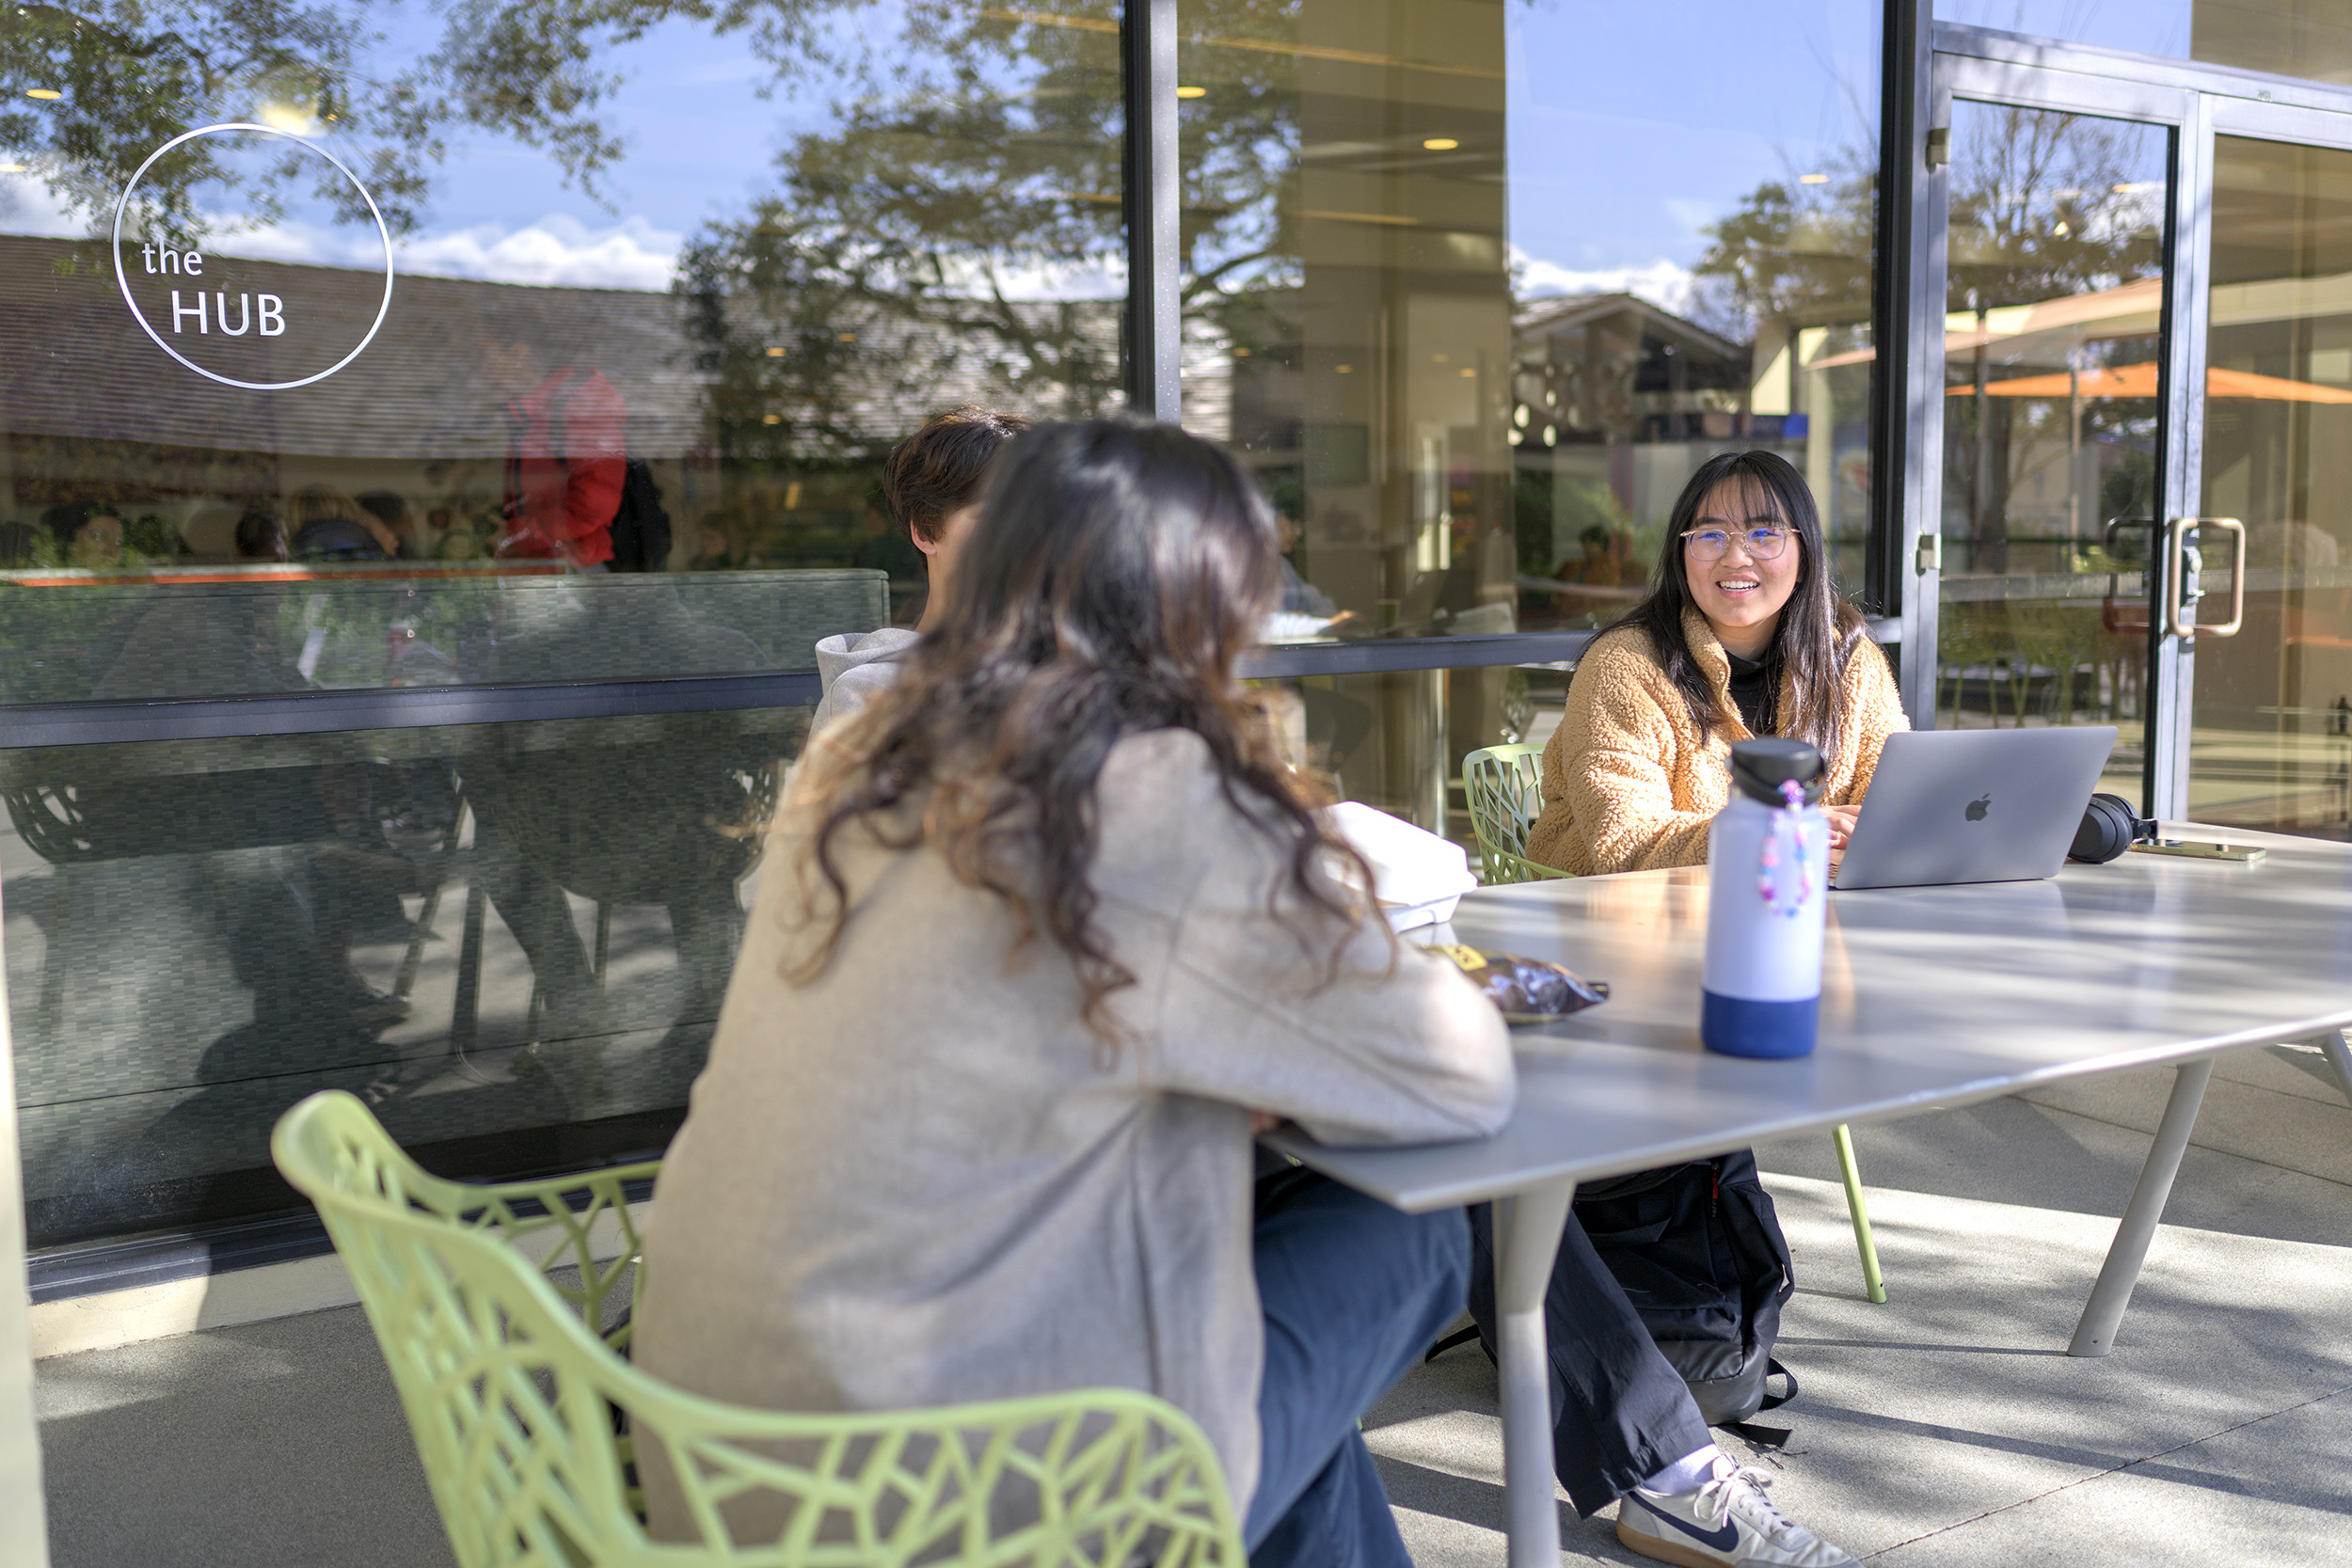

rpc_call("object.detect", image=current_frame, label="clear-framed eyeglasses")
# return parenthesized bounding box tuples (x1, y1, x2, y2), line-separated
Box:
(1681, 525, 1793, 562)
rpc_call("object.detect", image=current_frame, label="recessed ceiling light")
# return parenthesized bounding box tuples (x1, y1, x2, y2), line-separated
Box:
(1335, 364, 1354, 374)
(836, 332, 856, 342)
(1176, 86, 1205, 99)
(1422, 137, 1458, 151)
(1459, 367, 1476, 378)
(763, 413, 782, 425)
(1800, 173, 1829, 184)
(765, 345, 786, 356)
(27, 88, 62, 101)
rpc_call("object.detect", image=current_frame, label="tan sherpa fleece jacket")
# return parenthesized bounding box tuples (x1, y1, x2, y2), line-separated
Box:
(1527, 609, 1907, 875)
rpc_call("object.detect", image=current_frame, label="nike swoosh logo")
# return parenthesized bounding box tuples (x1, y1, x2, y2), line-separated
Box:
(1628, 1491, 1741, 1552)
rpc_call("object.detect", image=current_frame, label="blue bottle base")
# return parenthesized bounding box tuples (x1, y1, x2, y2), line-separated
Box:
(1702, 990, 1820, 1059)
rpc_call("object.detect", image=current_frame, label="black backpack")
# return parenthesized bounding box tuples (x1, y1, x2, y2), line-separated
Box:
(605, 456, 672, 573)
(1440, 1148, 1800, 1439)
(1573, 1149, 1797, 1432)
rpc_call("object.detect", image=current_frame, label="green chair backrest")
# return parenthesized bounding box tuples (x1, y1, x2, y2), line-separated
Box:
(1461, 743, 1573, 884)
(272, 1091, 1245, 1568)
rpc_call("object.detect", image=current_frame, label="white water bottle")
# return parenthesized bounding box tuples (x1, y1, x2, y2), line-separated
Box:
(1702, 738, 1829, 1059)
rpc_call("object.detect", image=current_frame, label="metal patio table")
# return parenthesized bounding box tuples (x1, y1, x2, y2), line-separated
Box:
(1267, 825, 2352, 1567)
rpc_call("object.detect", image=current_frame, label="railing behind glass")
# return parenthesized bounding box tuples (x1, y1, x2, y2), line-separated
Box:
(0, 567, 890, 704)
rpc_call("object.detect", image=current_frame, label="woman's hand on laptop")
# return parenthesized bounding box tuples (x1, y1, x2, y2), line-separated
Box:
(1822, 804, 1860, 850)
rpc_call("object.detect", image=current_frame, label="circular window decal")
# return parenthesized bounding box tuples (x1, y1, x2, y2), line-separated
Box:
(110, 122, 395, 393)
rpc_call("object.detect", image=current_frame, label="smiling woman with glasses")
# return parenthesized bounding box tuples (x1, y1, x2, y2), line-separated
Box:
(1524, 448, 1908, 877)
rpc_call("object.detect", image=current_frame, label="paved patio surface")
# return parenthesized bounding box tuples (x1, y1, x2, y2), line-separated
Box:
(32, 1040, 2352, 1566)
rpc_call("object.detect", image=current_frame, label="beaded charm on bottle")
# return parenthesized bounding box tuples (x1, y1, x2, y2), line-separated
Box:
(1755, 777, 1816, 919)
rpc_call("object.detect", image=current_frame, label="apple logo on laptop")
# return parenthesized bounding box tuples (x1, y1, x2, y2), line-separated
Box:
(1965, 794, 1991, 821)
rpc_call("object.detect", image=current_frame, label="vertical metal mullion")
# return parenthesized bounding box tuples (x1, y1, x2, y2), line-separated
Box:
(1869, 0, 1925, 616)
(2146, 97, 2215, 818)
(1893, 6, 1945, 731)
(1121, 0, 1182, 421)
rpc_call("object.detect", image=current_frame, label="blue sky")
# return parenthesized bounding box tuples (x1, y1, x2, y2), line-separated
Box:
(2, 1, 2202, 302)
(1505, 0, 1883, 306)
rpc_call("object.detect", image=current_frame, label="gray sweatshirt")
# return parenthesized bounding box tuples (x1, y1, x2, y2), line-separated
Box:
(634, 725, 1517, 1527)
(809, 627, 922, 734)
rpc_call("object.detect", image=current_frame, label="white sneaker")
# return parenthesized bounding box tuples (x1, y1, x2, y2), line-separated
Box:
(1615, 1454, 1856, 1568)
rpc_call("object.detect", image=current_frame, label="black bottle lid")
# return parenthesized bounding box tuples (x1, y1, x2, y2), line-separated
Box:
(1728, 737, 1824, 807)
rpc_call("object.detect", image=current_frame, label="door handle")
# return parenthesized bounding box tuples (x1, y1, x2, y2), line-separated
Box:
(2165, 516, 2246, 639)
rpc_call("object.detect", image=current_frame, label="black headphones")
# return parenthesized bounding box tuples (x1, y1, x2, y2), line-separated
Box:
(2070, 792, 2153, 863)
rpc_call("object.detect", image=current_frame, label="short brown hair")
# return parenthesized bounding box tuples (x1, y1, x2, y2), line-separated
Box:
(882, 406, 1030, 542)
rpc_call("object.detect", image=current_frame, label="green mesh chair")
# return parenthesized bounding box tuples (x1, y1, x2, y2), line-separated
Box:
(1461, 744, 1575, 885)
(272, 1091, 1246, 1568)
(1456, 745, 1887, 1305)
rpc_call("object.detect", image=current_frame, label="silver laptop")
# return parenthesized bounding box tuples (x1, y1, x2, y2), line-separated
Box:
(1832, 727, 2118, 891)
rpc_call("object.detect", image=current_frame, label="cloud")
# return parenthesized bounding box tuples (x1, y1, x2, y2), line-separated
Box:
(1512, 247, 1695, 313)
(193, 211, 685, 292)
(394, 214, 684, 290)
(0, 170, 97, 239)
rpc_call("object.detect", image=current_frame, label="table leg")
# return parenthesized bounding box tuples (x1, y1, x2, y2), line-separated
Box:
(2068, 1054, 2215, 1357)
(2321, 1031, 2352, 1111)
(1495, 1178, 1577, 1568)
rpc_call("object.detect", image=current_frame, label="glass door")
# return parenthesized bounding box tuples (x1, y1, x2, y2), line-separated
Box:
(2185, 130, 2352, 836)
(1933, 92, 2173, 806)
(1927, 53, 2203, 811)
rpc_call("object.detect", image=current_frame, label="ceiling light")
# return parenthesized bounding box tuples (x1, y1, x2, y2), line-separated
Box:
(1800, 173, 1829, 184)
(1459, 367, 1476, 378)
(1176, 86, 1205, 99)
(0, 163, 23, 174)
(26, 88, 61, 101)
(1335, 364, 1354, 374)
(1422, 137, 1458, 151)
(762, 414, 782, 425)
(836, 332, 856, 342)
(765, 346, 786, 357)
(1233, 346, 1251, 356)
(1543, 426, 1558, 447)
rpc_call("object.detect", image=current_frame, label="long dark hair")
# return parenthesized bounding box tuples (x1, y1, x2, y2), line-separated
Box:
(1613, 449, 1867, 755)
(792, 419, 1372, 1035)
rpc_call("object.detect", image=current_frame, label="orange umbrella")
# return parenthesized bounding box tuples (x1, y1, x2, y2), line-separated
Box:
(1948, 362, 2352, 403)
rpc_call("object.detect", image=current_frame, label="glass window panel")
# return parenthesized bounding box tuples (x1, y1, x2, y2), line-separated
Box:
(1934, 2, 2194, 58)
(1937, 2, 2352, 87)
(9, 655, 1569, 1247)
(5, 706, 804, 1246)
(1936, 100, 2164, 804)
(1182, 0, 1880, 822)
(2189, 136, 2352, 835)
(0, 4, 1123, 696)
(1181, 0, 1880, 635)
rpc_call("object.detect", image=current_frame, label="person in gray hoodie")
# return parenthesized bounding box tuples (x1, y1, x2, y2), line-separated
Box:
(810, 405, 1029, 732)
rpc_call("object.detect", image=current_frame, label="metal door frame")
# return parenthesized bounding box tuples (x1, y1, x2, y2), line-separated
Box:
(1918, 24, 2352, 816)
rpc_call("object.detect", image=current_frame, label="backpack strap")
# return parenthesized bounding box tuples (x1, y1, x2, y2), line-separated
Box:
(1424, 1324, 1485, 1363)
(1718, 1359, 1799, 1449)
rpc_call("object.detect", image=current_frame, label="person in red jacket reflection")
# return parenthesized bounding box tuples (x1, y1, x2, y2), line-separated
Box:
(482, 336, 626, 571)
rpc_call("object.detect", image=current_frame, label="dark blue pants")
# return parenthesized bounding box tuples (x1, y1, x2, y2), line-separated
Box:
(1465, 1203, 1713, 1517)
(1247, 1169, 1469, 1568)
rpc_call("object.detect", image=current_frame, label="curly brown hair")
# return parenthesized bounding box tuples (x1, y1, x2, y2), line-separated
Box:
(792, 419, 1377, 1037)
